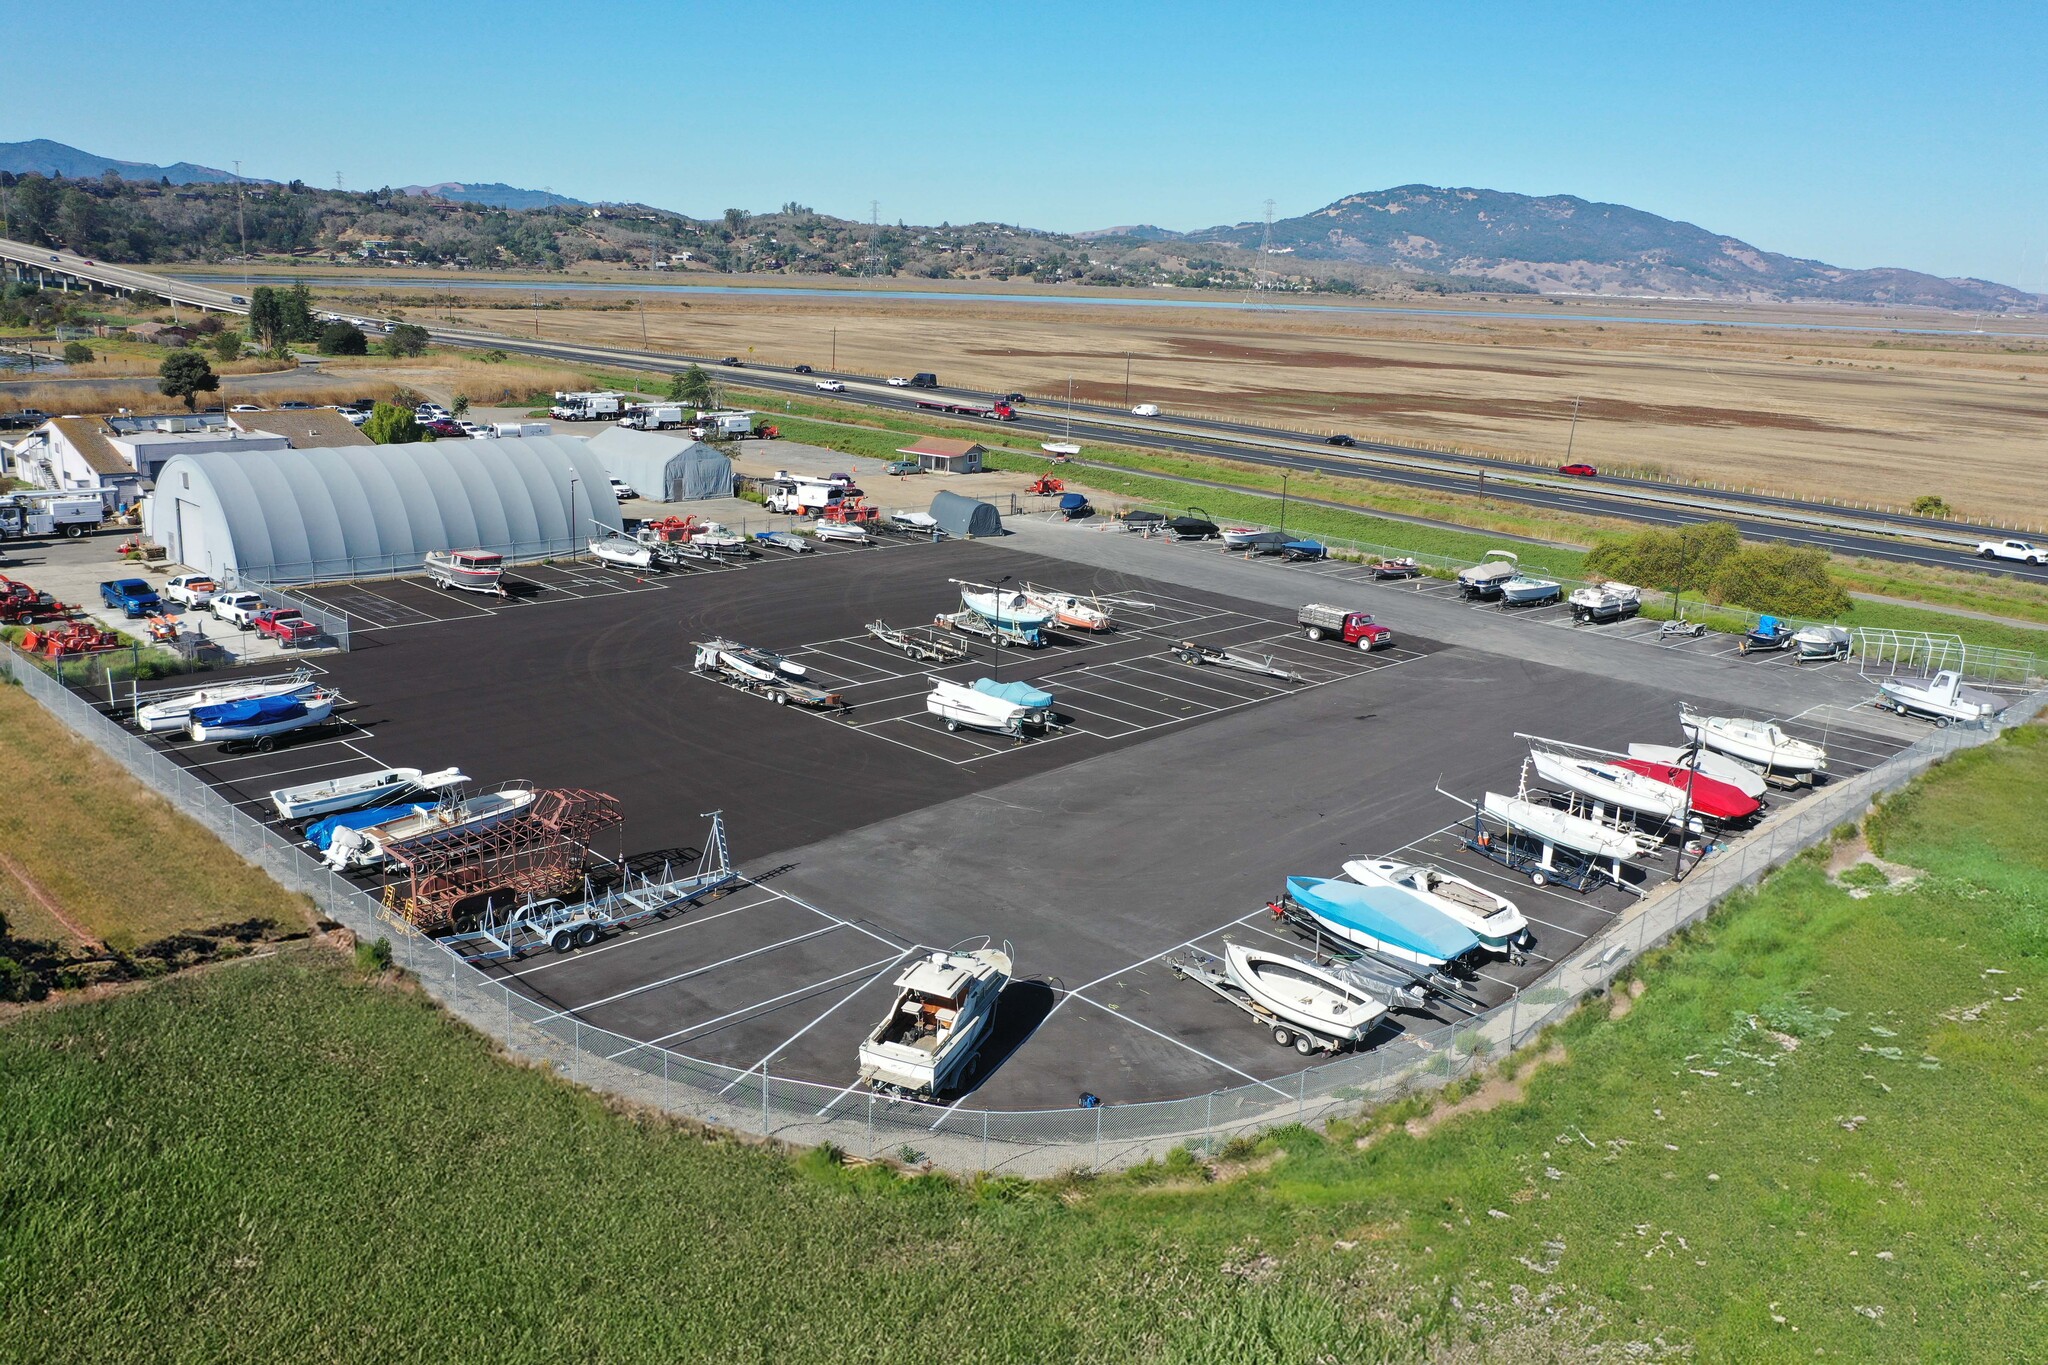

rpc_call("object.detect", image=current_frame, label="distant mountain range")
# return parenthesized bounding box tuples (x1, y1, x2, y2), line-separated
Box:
(1087, 186, 2037, 311)
(399, 182, 586, 210)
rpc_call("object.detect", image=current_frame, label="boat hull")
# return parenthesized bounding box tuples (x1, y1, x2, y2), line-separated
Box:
(1528, 750, 1687, 822)
(1680, 713, 1826, 774)
(1342, 859, 1528, 950)
(959, 588, 1054, 632)
(271, 767, 427, 821)
(323, 787, 537, 869)
(1222, 942, 1386, 1043)
(1481, 792, 1648, 864)
(1609, 759, 1761, 822)
(138, 678, 317, 733)
(1626, 742, 1769, 800)
(188, 694, 335, 743)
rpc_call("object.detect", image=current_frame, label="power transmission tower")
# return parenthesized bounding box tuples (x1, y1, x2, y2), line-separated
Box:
(336, 172, 344, 192)
(869, 200, 881, 279)
(1255, 199, 1277, 295)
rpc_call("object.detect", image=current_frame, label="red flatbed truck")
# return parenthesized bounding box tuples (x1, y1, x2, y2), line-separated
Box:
(1297, 603, 1393, 652)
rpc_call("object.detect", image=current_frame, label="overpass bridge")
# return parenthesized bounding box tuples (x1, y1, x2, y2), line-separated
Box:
(0, 236, 245, 313)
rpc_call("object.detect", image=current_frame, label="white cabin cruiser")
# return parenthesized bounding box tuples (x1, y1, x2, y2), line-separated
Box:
(1457, 550, 1520, 598)
(1680, 708, 1827, 774)
(1222, 942, 1388, 1046)
(1342, 858, 1529, 952)
(424, 549, 506, 595)
(136, 672, 317, 734)
(322, 782, 538, 870)
(269, 766, 467, 821)
(1878, 670, 2003, 726)
(1527, 749, 1689, 824)
(858, 945, 1011, 1097)
(925, 677, 1055, 736)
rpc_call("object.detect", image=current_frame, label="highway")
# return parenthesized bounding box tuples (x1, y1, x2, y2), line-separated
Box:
(6, 237, 2043, 581)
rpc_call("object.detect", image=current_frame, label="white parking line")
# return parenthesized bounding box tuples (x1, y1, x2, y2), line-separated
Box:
(492, 891, 781, 981)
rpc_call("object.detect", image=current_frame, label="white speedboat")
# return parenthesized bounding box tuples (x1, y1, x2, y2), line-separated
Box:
(925, 677, 1054, 736)
(1342, 858, 1529, 952)
(187, 689, 337, 744)
(713, 642, 807, 684)
(322, 782, 538, 870)
(1878, 671, 2003, 726)
(1019, 583, 1113, 632)
(424, 549, 505, 594)
(1680, 708, 1827, 774)
(1457, 550, 1520, 597)
(809, 519, 870, 544)
(589, 536, 654, 569)
(1223, 942, 1388, 1045)
(954, 580, 1055, 632)
(136, 672, 317, 734)
(269, 765, 467, 821)
(1793, 624, 1852, 660)
(1482, 791, 1659, 865)
(858, 945, 1011, 1097)
(1219, 527, 1267, 550)
(692, 520, 749, 553)
(1626, 742, 1769, 800)
(1500, 571, 1562, 606)
(1528, 749, 1689, 823)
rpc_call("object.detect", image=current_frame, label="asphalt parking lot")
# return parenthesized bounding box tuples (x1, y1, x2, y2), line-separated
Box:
(106, 526, 1923, 1118)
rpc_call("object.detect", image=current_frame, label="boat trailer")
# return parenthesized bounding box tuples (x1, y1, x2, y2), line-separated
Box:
(933, 608, 1043, 649)
(866, 618, 972, 664)
(439, 812, 741, 962)
(1169, 639, 1303, 683)
(1452, 805, 1628, 895)
(692, 640, 849, 711)
(1264, 899, 1490, 1011)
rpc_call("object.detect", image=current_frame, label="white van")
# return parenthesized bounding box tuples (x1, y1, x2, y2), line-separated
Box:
(1130, 403, 1161, 418)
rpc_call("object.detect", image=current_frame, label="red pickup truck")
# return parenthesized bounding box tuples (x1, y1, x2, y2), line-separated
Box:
(252, 608, 319, 647)
(1298, 603, 1393, 652)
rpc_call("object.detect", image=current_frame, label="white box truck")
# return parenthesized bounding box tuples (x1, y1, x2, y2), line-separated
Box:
(2, 491, 106, 539)
(693, 410, 755, 440)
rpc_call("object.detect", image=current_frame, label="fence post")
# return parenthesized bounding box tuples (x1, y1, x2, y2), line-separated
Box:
(1204, 1091, 1215, 1155)
(1298, 1068, 1307, 1122)
(662, 1047, 670, 1110)
(573, 1019, 582, 1083)
(867, 1092, 876, 1159)
(761, 1068, 771, 1135)
(981, 1109, 990, 1172)
(1094, 1103, 1103, 1172)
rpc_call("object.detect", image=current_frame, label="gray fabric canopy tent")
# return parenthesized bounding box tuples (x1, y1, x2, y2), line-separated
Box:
(928, 490, 1003, 538)
(587, 427, 733, 502)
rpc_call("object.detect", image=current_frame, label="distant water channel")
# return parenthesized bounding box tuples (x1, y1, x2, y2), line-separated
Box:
(167, 275, 2045, 340)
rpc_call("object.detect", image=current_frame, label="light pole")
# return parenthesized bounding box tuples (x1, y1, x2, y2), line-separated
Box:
(1123, 352, 1131, 408)
(1564, 395, 1582, 462)
(568, 474, 580, 553)
(991, 574, 1011, 685)
(1279, 469, 1290, 535)
(831, 327, 837, 371)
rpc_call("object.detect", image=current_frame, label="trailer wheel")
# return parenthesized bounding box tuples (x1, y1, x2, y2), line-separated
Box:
(1304, 626, 1324, 642)
(1294, 1033, 1317, 1056)
(574, 924, 599, 947)
(772, 692, 787, 704)
(1529, 870, 1549, 887)
(550, 929, 573, 953)
(1272, 1026, 1294, 1048)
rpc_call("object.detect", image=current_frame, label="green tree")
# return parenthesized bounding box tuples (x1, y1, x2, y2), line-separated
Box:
(1709, 544, 1851, 619)
(1584, 521, 1741, 593)
(157, 349, 219, 411)
(1911, 494, 1952, 518)
(481, 348, 507, 364)
(384, 323, 430, 357)
(246, 286, 289, 351)
(282, 281, 319, 341)
(61, 341, 93, 364)
(362, 401, 422, 445)
(450, 394, 469, 417)
(669, 364, 713, 407)
(317, 320, 368, 355)
(211, 331, 243, 362)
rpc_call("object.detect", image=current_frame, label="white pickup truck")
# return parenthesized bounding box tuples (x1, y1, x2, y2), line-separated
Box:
(162, 573, 217, 607)
(1976, 538, 2047, 565)
(211, 591, 267, 627)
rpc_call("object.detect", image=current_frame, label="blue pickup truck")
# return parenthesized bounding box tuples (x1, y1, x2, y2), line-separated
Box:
(99, 578, 163, 618)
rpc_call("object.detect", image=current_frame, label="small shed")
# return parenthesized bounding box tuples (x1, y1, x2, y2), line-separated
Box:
(897, 437, 985, 474)
(929, 490, 1002, 538)
(587, 426, 733, 502)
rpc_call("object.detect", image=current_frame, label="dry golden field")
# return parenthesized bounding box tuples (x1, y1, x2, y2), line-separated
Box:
(353, 283, 2048, 520)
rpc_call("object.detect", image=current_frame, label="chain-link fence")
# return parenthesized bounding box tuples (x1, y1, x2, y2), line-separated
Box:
(8, 640, 2043, 1175)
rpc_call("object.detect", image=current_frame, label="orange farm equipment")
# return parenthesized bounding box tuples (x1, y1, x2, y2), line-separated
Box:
(1026, 475, 1067, 496)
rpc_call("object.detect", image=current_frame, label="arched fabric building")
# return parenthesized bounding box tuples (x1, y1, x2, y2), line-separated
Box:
(586, 426, 734, 502)
(927, 490, 1003, 538)
(144, 435, 621, 583)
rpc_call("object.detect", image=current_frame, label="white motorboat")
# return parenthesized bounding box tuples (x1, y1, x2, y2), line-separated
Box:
(1626, 742, 1769, 800)
(1793, 624, 1852, 660)
(1039, 441, 1081, 458)
(1219, 526, 1267, 550)
(954, 580, 1055, 632)
(323, 782, 538, 870)
(1500, 571, 1562, 606)
(925, 677, 1055, 736)
(269, 765, 467, 821)
(1482, 790, 1659, 865)
(712, 642, 808, 684)
(1878, 670, 2003, 726)
(809, 519, 870, 544)
(1680, 708, 1827, 774)
(136, 672, 317, 734)
(423, 549, 506, 595)
(187, 689, 338, 744)
(858, 945, 1011, 1097)
(1342, 858, 1529, 952)
(1528, 749, 1689, 824)
(1019, 583, 1113, 632)
(1457, 549, 1520, 597)
(589, 536, 654, 569)
(692, 520, 749, 553)
(1222, 942, 1388, 1045)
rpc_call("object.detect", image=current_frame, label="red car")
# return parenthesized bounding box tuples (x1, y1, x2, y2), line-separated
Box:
(252, 608, 319, 647)
(1558, 463, 1598, 478)
(425, 419, 468, 438)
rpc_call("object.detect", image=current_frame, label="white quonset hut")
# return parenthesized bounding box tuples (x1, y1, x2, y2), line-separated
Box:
(144, 435, 621, 583)
(586, 426, 734, 502)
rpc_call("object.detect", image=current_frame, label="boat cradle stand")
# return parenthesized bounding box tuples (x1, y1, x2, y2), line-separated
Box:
(1457, 808, 1631, 895)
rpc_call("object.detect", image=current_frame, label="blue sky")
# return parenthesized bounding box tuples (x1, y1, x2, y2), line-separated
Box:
(8, 0, 2043, 285)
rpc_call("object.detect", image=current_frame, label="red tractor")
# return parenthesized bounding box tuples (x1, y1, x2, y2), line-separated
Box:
(1026, 475, 1067, 496)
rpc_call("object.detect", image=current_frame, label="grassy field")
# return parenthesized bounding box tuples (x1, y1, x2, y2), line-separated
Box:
(0, 684, 308, 951)
(2, 710, 2044, 1361)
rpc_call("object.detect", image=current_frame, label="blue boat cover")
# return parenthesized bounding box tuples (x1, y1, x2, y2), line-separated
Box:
(972, 678, 1053, 709)
(1286, 876, 1480, 961)
(1286, 540, 1325, 555)
(305, 803, 428, 850)
(190, 693, 307, 727)
(1058, 493, 1090, 511)
(1753, 615, 1785, 637)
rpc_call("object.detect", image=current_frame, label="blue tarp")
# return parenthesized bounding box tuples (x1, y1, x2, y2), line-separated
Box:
(1753, 614, 1786, 637)
(972, 678, 1054, 710)
(305, 803, 427, 850)
(1286, 876, 1479, 962)
(190, 693, 307, 727)
(1058, 493, 1090, 512)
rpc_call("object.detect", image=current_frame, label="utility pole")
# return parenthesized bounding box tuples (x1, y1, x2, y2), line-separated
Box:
(1123, 352, 1132, 407)
(1279, 469, 1290, 535)
(868, 200, 880, 279)
(831, 326, 837, 370)
(1564, 395, 1582, 461)
(233, 160, 248, 292)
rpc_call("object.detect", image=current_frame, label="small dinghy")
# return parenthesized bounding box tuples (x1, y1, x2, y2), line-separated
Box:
(858, 945, 1011, 1098)
(1285, 875, 1480, 968)
(188, 690, 337, 745)
(1341, 859, 1529, 952)
(1222, 942, 1388, 1046)
(1680, 709, 1827, 774)
(269, 766, 466, 822)
(137, 673, 318, 734)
